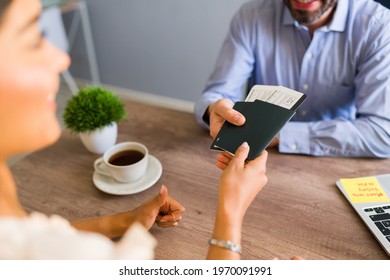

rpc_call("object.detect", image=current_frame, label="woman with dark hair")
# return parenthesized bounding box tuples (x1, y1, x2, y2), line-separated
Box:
(0, 0, 185, 259)
(0, 0, 272, 260)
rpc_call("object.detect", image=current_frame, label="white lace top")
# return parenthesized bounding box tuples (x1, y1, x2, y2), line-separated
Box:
(0, 212, 156, 259)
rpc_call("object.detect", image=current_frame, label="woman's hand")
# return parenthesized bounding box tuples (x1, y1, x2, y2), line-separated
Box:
(71, 185, 185, 238)
(208, 142, 268, 259)
(273, 256, 305, 260)
(217, 142, 268, 223)
(133, 185, 185, 230)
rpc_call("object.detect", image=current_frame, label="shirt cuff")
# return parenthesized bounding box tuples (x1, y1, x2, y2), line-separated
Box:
(194, 94, 221, 129)
(278, 122, 311, 155)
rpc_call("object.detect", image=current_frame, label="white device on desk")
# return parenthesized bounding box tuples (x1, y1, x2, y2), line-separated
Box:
(336, 174, 390, 257)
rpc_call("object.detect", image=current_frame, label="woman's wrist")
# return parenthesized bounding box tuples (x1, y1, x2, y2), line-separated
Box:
(216, 198, 245, 226)
(209, 238, 242, 254)
(114, 211, 137, 235)
(208, 209, 243, 259)
(213, 207, 243, 244)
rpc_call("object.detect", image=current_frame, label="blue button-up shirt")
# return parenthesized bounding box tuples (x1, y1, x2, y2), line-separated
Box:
(194, 0, 390, 157)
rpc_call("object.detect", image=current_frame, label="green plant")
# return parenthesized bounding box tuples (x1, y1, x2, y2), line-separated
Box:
(63, 86, 127, 133)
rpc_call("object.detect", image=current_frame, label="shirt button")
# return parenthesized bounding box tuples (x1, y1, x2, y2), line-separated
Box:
(324, 149, 330, 154)
(290, 144, 297, 151)
(301, 110, 307, 116)
(303, 84, 309, 91)
(306, 52, 313, 59)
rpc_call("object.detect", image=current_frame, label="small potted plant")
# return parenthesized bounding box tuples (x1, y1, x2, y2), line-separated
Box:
(63, 86, 127, 154)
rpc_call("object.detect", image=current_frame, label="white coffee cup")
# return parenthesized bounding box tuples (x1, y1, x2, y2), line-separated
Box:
(94, 142, 149, 183)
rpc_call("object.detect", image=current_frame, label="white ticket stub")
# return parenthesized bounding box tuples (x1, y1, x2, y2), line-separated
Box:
(245, 85, 304, 110)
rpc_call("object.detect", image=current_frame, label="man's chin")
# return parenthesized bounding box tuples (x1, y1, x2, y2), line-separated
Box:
(285, 0, 338, 26)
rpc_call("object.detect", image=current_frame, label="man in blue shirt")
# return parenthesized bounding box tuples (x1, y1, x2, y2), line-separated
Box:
(194, 0, 390, 158)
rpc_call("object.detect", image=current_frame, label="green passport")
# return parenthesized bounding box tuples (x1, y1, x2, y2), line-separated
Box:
(210, 99, 302, 161)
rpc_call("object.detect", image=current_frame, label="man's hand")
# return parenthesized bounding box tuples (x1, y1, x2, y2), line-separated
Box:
(268, 135, 279, 148)
(208, 99, 246, 139)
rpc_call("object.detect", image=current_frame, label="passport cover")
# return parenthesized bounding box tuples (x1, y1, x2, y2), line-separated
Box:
(210, 100, 296, 161)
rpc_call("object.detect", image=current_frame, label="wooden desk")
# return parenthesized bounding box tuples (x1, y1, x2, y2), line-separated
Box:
(11, 101, 390, 260)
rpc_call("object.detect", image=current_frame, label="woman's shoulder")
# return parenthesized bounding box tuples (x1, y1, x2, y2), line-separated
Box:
(0, 212, 156, 260)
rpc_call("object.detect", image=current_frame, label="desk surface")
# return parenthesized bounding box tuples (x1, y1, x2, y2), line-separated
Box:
(11, 101, 390, 260)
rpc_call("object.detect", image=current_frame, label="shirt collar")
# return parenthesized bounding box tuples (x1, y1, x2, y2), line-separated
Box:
(282, 0, 349, 32)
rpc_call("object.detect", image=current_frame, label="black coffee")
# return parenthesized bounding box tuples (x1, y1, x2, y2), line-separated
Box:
(108, 150, 144, 166)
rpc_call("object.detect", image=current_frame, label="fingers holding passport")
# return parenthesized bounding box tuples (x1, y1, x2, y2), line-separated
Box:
(209, 98, 245, 139)
(216, 142, 268, 172)
(216, 152, 234, 170)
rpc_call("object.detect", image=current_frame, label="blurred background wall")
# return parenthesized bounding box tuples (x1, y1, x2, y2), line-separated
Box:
(62, 0, 248, 108)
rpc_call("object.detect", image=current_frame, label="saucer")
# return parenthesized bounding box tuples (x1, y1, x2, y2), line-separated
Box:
(92, 155, 162, 195)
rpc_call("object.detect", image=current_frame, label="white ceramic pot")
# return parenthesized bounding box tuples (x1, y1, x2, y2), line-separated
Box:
(79, 122, 118, 154)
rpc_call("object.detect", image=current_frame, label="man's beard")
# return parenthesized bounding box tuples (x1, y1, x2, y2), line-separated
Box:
(283, 0, 338, 25)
